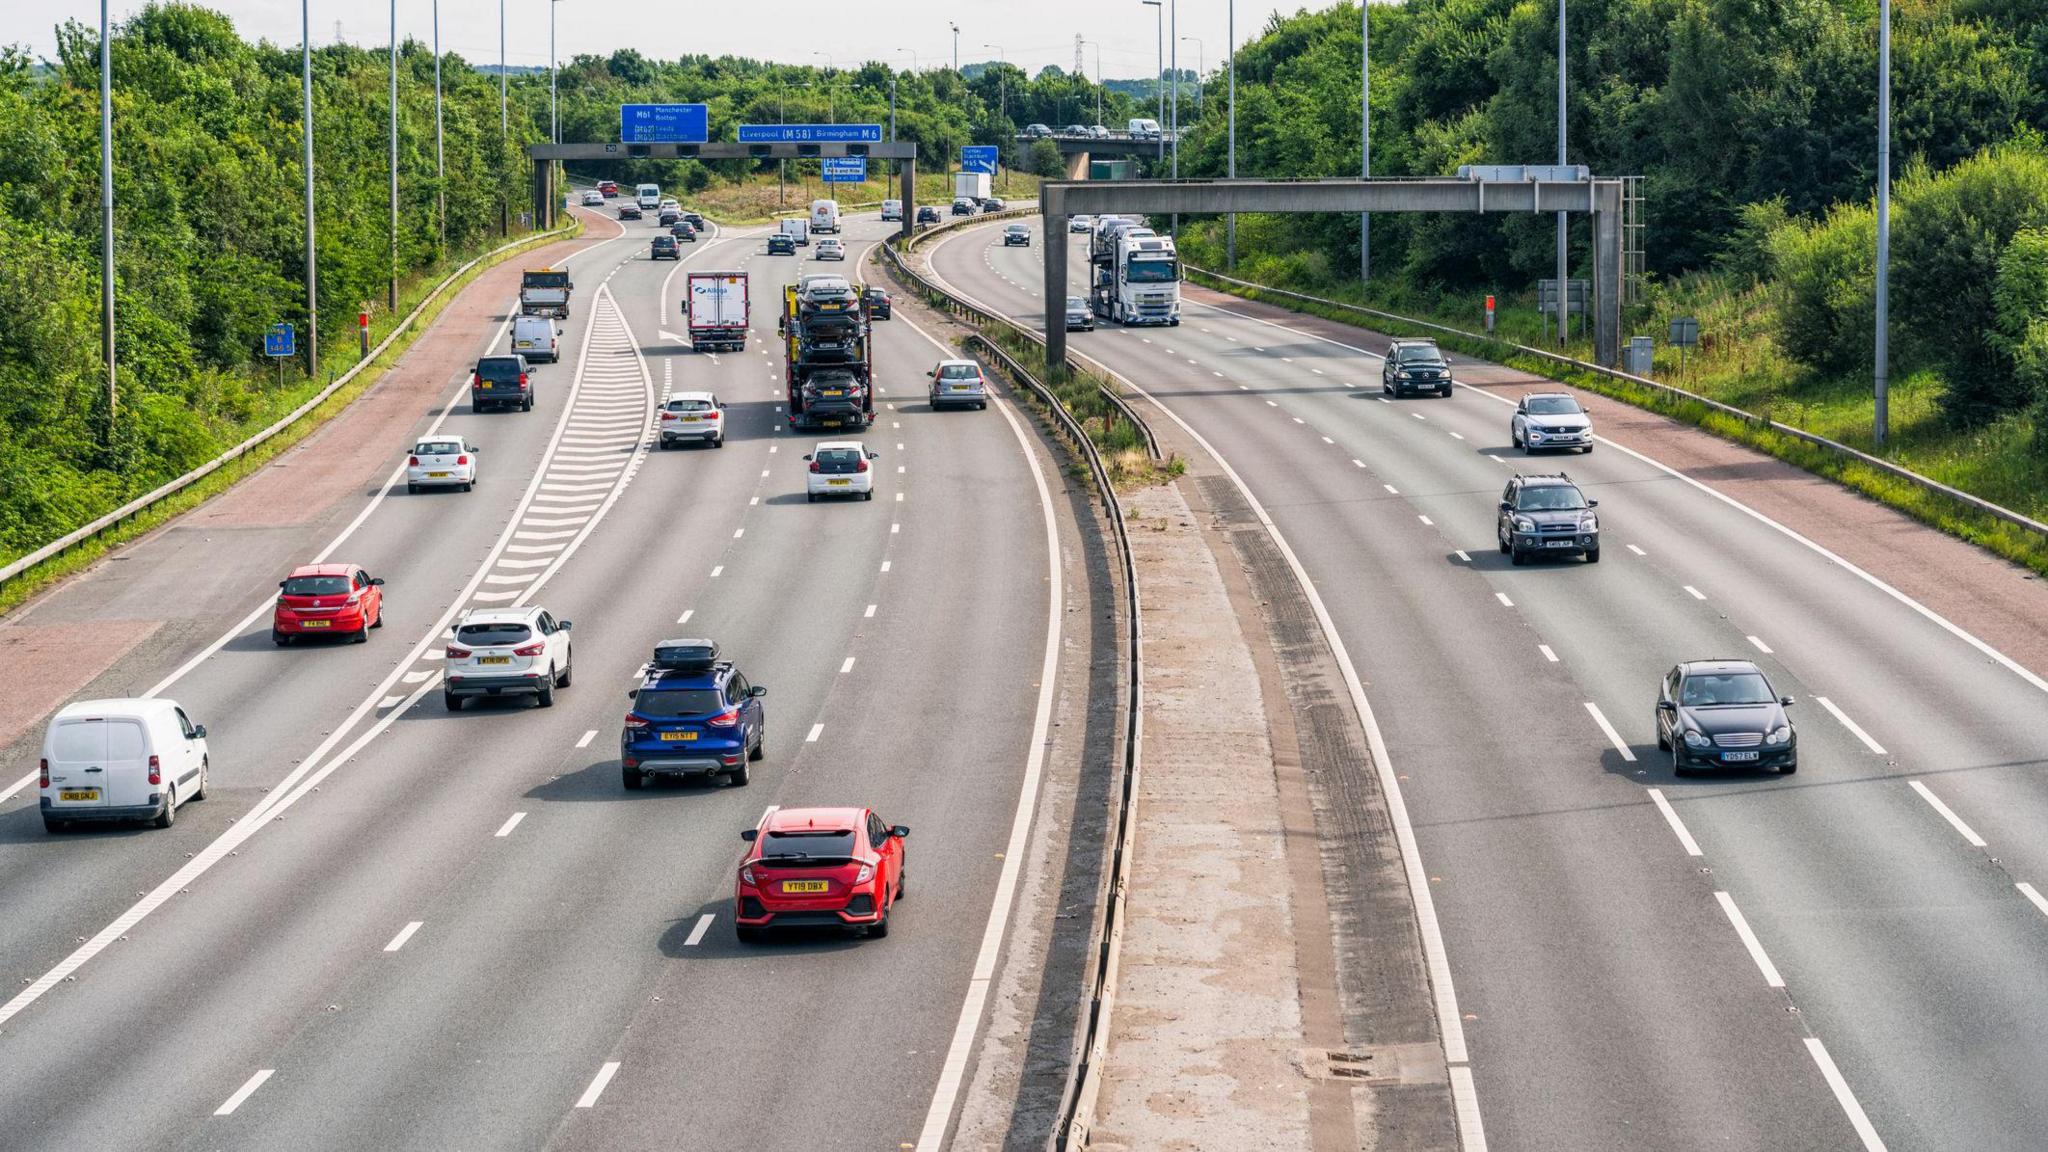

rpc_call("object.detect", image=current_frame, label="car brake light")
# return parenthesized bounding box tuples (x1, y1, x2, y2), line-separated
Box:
(856, 862, 874, 884)
(446, 644, 472, 659)
(706, 709, 740, 728)
(513, 641, 545, 657)
(456, 455, 468, 465)
(148, 755, 161, 786)
(470, 372, 479, 386)
(809, 460, 820, 473)
(624, 713, 649, 730)
(409, 455, 420, 466)
(39, 759, 49, 788)
(855, 458, 869, 473)
(662, 412, 676, 420)
(740, 864, 758, 886)
(518, 373, 528, 386)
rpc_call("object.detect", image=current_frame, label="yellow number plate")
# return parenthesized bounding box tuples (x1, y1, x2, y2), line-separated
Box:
(781, 880, 830, 894)
(828, 479, 850, 486)
(479, 655, 510, 665)
(479, 382, 493, 389)
(428, 472, 450, 478)
(659, 731, 697, 742)
(59, 790, 98, 802)
(301, 619, 330, 628)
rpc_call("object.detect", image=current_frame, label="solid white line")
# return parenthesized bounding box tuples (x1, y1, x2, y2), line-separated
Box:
(494, 812, 526, 838)
(576, 730, 597, 749)
(1293, 418, 1305, 425)
(0, 772, 40, 805)
(677, 609, 694, 624)
(806, 722, 824, 743)
(383, 921, 424, 952)
(1495, 592, 1514, 607)
(1538, 644, 1557, 662)
(574, 1062, 621, 1108)
(1815, 696, 1888, 755)
(1646, 788, 1704, 856)
(683, 914, 714, 947)
(1683, 585, 1706, 600)
(1804, 1039, 1889, 1151)
(1909, 780, 1987, 847)
(1747, 635, 1774, 654)
(1448, 1065, 1489, 1152)
(2017, 882, 2048, 919)
(1715, 891, 1785, 987)
(1583, 702, 1637, 762)
(840, 657, 856, 674)
(214, 1069, 275, 1116)
(864, 604, 877, 618)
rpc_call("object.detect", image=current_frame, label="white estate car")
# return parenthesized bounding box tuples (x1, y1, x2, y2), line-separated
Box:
(814, 237, 845, 261)
(1511, 392, 1595, 454)
(659, 391, 725, 448)
(444, 607, 574, 710)
(804, 440, 880, 502)
(581, 189, 604, 206)
(407, 435, 479, 493)
(41, 697, 209, 832)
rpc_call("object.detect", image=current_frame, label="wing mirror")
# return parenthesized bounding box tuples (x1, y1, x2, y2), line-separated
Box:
(867, 451, 880, 459)
(626, 688, 638, 700)
(558, 620, 572, 631)
(801, 453, 813, 461)
(890, 825, 910, 838)
(192, 724, 208, 739)
(1587, 499, 1599, 508)
(1498, 501, 1513, 512)
(278, 580, 288, 589)
(749, 685, 768, 698)
(369, 577, 385, 586)
(926, 369, 935, 377)
(741, 828, 759, 842)
(1780, 695, 1796, 707)
(1656, 700, 1676, 712)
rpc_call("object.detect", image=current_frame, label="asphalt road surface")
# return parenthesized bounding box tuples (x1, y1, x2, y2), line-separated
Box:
(0, 210, 1070, 1151)
(928, 218, 2048, 1152)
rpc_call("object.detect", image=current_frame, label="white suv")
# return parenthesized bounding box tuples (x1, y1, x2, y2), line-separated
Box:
(444, 607, 574, 710)
(659, 392, 725, 448)
(815, 238, 845, 261)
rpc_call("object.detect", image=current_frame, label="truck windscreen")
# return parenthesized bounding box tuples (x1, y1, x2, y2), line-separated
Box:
(1127, 260, 1178, 283)
(522, 271, 569, 289)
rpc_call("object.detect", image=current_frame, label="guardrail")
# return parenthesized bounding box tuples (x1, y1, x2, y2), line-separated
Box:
(956, 331, 1141, 1152)
(882, 208, 1161, 460)
(1186, 264, 2048, 543)
(0, 219, 581, 592)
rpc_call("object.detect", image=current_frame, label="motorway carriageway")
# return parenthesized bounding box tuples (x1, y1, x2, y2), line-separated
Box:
(0, 210, 1069, 1151)
(929, 219, 2048, 1152)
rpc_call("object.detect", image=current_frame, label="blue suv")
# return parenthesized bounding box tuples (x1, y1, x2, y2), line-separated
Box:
(621, 640, 767, 789)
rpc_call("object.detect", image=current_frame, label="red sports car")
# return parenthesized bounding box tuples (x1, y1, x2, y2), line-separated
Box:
(273, 563, 384, 645)
(735, 806, 907, 941)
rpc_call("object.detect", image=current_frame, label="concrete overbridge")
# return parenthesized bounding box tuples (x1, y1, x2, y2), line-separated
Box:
(1013, 133, 1176, 179)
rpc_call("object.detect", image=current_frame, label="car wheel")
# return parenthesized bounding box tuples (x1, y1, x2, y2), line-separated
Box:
(1497, 531, 1510, 555)
(1511, 427, 1522, 449)
(370, 605, 384, 628)
(1510, 547, 1528, 567)
(353, 623, 370, 643)
(862, 490, 874, 501)
(1583, 443, 1595, 454)
(472, 402, 485, 414)
(43, 815, 67, 834)
(537, 672, 555, 708)
(153, 786, 176, 828)
(272, 630, 290, 646)
(622, 766, 645, 790)
(556, 659, 572, 688)
(1656, 725, 1670, 751)
(977, 402, 987, 410)
(523, 396, 534, 412)
(444, 690, 462, 711)
(896, 870, 907, 900)
(1586, 547, 1601, 564)
(726, 759, 750, 787)
(806, 493, 817, 504)
(867, 906, 890, 938)
(713, 435, 724, 449)
(1781, 762, 1798, 775)
(1673, 749, 1691, 778)
(749, 726, 765, 762)
(407, 482, 419, 494)
(462, 481, 473, 492)
(1442, 386, 1452, 397)
(193, 758, 208, 800)
(736, 923, 764, 944)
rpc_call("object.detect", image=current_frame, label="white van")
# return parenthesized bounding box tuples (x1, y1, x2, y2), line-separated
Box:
(880, 198, 903, 222)
(810, 198, 841, 234)
(41, 698, 209, 832)
(636, 183, 661, 210)
(780, 217, 810, 246)
(511, 314, 560, 363)
(1128, 118, 1162, 140)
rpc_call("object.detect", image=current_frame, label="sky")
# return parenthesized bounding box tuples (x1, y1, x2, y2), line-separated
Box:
(3, 0, 1310, 88)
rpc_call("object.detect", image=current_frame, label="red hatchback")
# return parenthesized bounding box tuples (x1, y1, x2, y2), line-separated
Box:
(273, 563, 385, 645)
(734, 807, 908, 941)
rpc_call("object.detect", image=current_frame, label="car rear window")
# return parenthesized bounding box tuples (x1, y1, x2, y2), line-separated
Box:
(52, 721, 105, 762)
(938, 364, 980, 380)
(416, 440, 461, 455)
(456, 622, 532, 646)
(815, 447, 862, 471)
(283, 575, 350, 595)
(476, 358, 523, 381)
(665, 399, 713, 413)
(634, 687, 725, 717)
(759, 829, 857, 865)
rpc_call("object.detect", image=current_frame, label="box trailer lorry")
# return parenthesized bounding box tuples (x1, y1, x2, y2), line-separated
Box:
(685, 271, 749, 353)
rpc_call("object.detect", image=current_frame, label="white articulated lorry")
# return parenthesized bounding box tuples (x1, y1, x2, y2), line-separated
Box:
(1088, 217, 1181, 326)
(685, 270, 749, 353)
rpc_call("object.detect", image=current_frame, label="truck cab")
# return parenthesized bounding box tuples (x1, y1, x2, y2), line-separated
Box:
(519, 267, 573, 318)
(1088, 221, 1180, 327)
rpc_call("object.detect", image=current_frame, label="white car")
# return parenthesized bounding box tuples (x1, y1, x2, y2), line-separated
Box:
(815, 238, 845, 261)
(804, 440, 879, 502)
(407, 435, 479, 493)
(659, 197, 680, 214)
(581, 189, 604, 206)
(659, 391, 725, 448)
(1511, 392, 1595, 453)
(444, 607, 574, 710)
(1069, 214, 1094, 233)
(40, 697, 208, 832)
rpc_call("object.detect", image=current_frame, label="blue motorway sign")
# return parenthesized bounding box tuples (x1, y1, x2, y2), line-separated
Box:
(264, 323, 295, 358)
(737, 123, 883, 144)
(620, 103, 709, 144)
(821, 156, 867, 183)
(961, 145, 999, 175)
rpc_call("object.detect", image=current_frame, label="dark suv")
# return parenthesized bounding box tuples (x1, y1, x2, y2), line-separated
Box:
(621, 640, 767, 789)
(1657, 660, 1797, 776)
(471, 354, 532, 413)
(651, 234, 679, 260)
(768, 233, 797, 255)
(1382, 338, 1453, 397)
(1496, 472, 1599, 564)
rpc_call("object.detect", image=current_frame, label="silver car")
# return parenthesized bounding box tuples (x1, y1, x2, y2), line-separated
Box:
(1512, 392, 1594, 453)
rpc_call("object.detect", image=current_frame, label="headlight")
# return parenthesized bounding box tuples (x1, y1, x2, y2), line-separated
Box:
(1766, 726, 1793, 746)
(1683, 730, 1713, 749)
(1512, 516, 1536, 533)
(1580, 515, 1598, 531)
(855, 863, 874, 884)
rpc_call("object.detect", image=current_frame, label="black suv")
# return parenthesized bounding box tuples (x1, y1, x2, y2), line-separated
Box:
(917, 205, 942, 224)
(1496, 472, 1599, 564)
(471, 354, 532, 413)
(651, 234, 679, 260)
(863, 287, 892, 320)
(1382, 338, 1453, 397)
(767, 233, 797, 255)
(1657, 660, 1797, 776)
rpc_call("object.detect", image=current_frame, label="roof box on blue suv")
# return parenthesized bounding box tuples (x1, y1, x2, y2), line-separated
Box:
(651, 638, 720, 671)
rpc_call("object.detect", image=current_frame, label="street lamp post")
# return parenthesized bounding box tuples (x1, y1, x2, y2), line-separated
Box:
(498, 0, 507, 235)
(1142, 0, 1162, 167)
(550, 0, 564, 227)
(1180, 36, 1203, 120)
(387, 0, 397, 310)
(1875, 0, 1891, 445)
(983, 44, 1006, 120)
(1169, 0, 1178, 183)
(898, 48, 918, 72)
(302, 0, 317, 376)
(1555, 0, 1567, 344)
(434, 0, 445, 252)
(1361, 0, 1370, 282)
(949, 23, 959, 73)
(1081, 39, 1102, 127)
(1227, 0, 1237, 268)
(99, 0, 116, 433)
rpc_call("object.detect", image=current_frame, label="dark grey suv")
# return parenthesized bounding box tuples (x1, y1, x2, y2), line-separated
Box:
(1496, 472, 1599, 564)
(1382, 338, 1453, 397)
(1657, 660, 1798, 776)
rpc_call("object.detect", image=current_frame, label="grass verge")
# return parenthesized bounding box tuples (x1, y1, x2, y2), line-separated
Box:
(0, 218, 584, 619)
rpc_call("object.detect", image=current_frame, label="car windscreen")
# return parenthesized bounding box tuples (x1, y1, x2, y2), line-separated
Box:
(634, 687, 724, 717)
(1126, 260, 1177, 283)
(665, 399, 713, 413)
(1066, 297, 1087, 310)
(282, 576, 350, 595)
(476, 358, 523, 381)
(1397, 345, 1444, 364)
(814, 447, 863, 472)
(1526, 396, 1582, 416)
(455, 622, 532, 646)
(1515, 485, 1588, 511)
(938, 364, 980, 380)
(415, 440, 462, 456)
(1681, 673, 1775, 707)
(758, 829, 857, 865)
